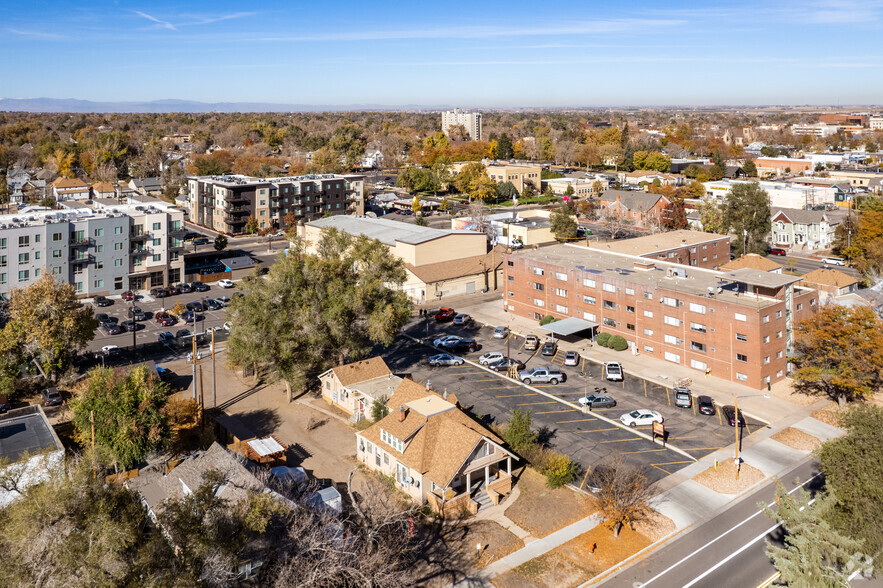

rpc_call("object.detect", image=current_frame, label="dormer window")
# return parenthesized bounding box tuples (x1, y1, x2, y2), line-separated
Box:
(380, 429, 404, 452)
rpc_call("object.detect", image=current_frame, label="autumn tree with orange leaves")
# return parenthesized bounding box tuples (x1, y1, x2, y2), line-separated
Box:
(792, 305, 883, 406)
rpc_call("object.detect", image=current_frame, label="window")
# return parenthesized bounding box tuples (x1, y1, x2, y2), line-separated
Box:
(691, 341, 706, 352)
(35, 234, 40, 243)
(662, 296, 679, 307)
(810, 298, 816, 306)
(643, 310, 653, 318)
(532, 267, 544, 276)
(153, 254, 162, 262)
(18, 236, 29, 247)
(776, 310, 782, 318)
(644, 345, 654, 352)
(643, 328, 654, 336)
(689, 302, 706, 314)
(664, 352, 681, 363)
(73, 265, 83, 275)
(690, 322, 706, 333)
(603, 317, 616, 327)
(736, 353, 747, 362)
(94, 279, 103, 288)
(555, 272, 567, 281)
(626, 323, 635, 331)
(663, 315, 679, 326)
(583, 312, 596, 321)
(53, 232, 62, 241)
(764, 356, 770, 365)
(763, 315, 770, 323)
(603, 300, 616, 310)
(0, 273, 4, 285)
(115, 243, 123, 251)
(0, 238, 6, 249)
(114, 227, 123, 235)
(735, 313, 747, 322)
(383, 452, 389, 465)
(114, 259, 122, 267)
(691, 359, 707, 370)
(797, 303, 803, 311)
(34, 269, 39, 278)
(94, 228, 104, 237)
(18, 253, 28, 264)
(534, 299, 545, 308)
(18, 270, 29, 282)
(152, 222, 161, 231)
(507, 275, 514, 281)
(626, 305, 635, 313)
(625, 287, 634, 295)
(555, 304, 568, 313)
(602, 283, 616, 293)
(533, 283, 544, 291)
(736, 333, 747, 342)
(555, 288, 567, 297)
(736, 373, 748, 382)
(96, 245, 103, 253)
(152, 238, 161, 246)
(0, 256, 5, 268)
(664, 334, 679, 344)
(643, 292, 653, 299)
(777, 331, 783, 339)
(508, 291, 514, 297)
(507, 261, 514, 267)
(763, 335, 770, 343)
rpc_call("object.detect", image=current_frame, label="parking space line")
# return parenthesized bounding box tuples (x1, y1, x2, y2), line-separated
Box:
(556, 418, 598, 424)
(460, 378, 506, 383)
(477, 386, 523, 391)
(651, 464, 675, 475)
(652, 460, 694, 467)
(535, 409, 577, 415)
(515, 401, 558, 406)
(600, 438, 645, 444)
(667, 436, 699, 440)
(682, 446, 726, 453)
(576, 427, 620, 433)
(497, 394, 537, 398)
(622, 448, 670, 455)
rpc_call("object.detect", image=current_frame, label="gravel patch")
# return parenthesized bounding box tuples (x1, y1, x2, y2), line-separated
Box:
(693, 460, 765, 495)
(771, 427, 821, 451)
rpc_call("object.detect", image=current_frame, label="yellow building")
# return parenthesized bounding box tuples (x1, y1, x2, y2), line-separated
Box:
(452, 161, 542, 193)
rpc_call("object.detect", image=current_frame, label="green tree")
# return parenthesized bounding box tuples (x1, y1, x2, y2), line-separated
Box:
(214, 233, 228, 251)
(543, 453, 579, 489)
(471, 174, 497, 201)
(743, 159, 758, 177)
(792, 306, 883, 406)
(454, 162, 485, 194)
(244, 216, 259, 234)
(496, 181, 518, 201)
(329, 124, 367, 170)
(698, 196, 726, 234)
(724, 182, 770, 256)
(226, 230, 412, 399)
(818, 404, 883, 556)
(414, 216, 428, 227)
(761, 145, 779, 157)
(372, 395, 390, 422)
(684, 164, 704, 179)
(502, 409, 539, 453)
(496, 133, 514, 160)
(761, 483, 872, 586)
(564, 184, 575, 197)
(550, 206, 578, 241)
(71, 366, 169, 470)
(310, 146, 343, 173)
(3, 275, 96, 381)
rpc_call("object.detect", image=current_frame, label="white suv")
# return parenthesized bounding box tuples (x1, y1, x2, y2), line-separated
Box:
(822, 257, 846, 266)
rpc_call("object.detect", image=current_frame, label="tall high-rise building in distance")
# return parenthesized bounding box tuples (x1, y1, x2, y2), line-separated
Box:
(441, 109, 482, 141)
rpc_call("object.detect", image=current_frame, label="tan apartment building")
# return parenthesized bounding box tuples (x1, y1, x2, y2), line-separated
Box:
(451, 162, 542, 194)
(503, 244, 818, 390)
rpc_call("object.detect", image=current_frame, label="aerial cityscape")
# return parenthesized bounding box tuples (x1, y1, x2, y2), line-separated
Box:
(0, 1, 880, 587)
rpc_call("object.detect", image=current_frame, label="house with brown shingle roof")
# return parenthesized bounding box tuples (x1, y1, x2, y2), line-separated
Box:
(719, 254, 784, 274)
(355, 379, 517, 516)
(318, 357, 402, 421)
(51, 177, 90, 200)
(91, 181, 116, 199)
(798, 268, 860, 304)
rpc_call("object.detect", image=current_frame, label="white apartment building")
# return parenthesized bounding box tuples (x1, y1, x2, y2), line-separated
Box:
(441, 109, 482, 141)
(869, 116, 883, 130)
(703, 180, 836, 209)
(790, 123, 840, 138)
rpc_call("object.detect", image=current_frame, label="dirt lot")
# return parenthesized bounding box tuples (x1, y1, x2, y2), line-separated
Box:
(494, 524, 653, 588)
(771, 427, 821, 451)
(693, 460, 765, 495)
(504, 468, 596, 538)
(447, 520, 525, 570)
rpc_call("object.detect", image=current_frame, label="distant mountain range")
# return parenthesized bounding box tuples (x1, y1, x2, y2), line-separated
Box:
(0, 98, 444, 113)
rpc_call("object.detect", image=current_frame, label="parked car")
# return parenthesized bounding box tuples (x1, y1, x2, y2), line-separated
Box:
(523, 335, 540, 350)
(122, 290, 135, 301)
(103, 323, 124, 335)
(155, 311, 176, 326)
(822, 256, 846, 266)
(604, 361, 623, 382)
(121, 320, 143, 332)
(769, 248, 787, 256)
(217, 279, 234, 288)
(177, 283, 193, 294)
(509, 238, 524, 250)
(193, 237, 210, 245)
(433, 335, 462, 348)
(101, 344, 120, 355)
(93, 295, 113, 307)
(204, 298, 222, 311)
(479, 352, 505, 365)
(578, 394, 616, 409)
(675, 388, 692, 408)
(130, 306, 146, 321)
(95, 313, 115, 326)
(620, 409, 663, 427)
(158, 331, 175, 344)
(428, 353, 464, 367)
(183, 232, 200, 240)
(434, 307, 456, 322)
(488, 357, 526, 372)
(519, 366, 565, 385)
(697, 395, 716, 416)
(493, 326, 509, 339)
(563, 351, 580, 366)
(721, 405, 747, 427)
(0, 395, 10, 413)
(42, 387, 63, 407)
(541, 341, 558, 356)
(192, 281, 210, 292)
(182, 310, 204, 322)
(175, 329, 192, 339)
(150, 287, 168, 298)
(165, 285, 179, 296)
(186, 301, 205, 313)
(215, 296, 232, 306)
(451, 338, 480, 352)
(453, 313, 471, 326)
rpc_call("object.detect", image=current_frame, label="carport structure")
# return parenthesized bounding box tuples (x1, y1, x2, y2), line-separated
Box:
(539, 317, 598, 342)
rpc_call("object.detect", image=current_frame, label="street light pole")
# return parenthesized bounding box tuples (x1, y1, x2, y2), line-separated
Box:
(734, 392, 770, 480)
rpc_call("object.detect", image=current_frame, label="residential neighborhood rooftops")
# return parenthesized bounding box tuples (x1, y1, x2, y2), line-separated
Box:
(307, 215, 482, 246)
(404, 245, 505, 284)
(772, 208, 839, 225)
(799, 268, 860, 288)
(0, 406, 64, 463)
(324, 356, 392, 387)
(722, 268, 803, 289)
(587, 229, 729, 257)
(719, 254, 783, 272)
(598, 189, 667, 212)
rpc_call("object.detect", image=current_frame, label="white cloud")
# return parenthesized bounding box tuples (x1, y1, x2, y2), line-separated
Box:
(7, 28, 63, 39)
(134, 11, 177, 32)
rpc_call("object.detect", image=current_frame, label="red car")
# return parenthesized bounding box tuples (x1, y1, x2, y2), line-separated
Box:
(769, 248, 787, 256)
(122, 290, 135, 301)
(155, 311, 176, 326)
(435, 307, 456, 322)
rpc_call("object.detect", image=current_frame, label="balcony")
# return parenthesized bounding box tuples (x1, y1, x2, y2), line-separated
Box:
(70, 237, 94, 247)
(70, 254, 95, 264)
(228, 194, 248, 204)
(169, 226, 187, 237)
(225, 215, 248, 225)
(130, 232, 151, 241)
(131, 246, 153, 256)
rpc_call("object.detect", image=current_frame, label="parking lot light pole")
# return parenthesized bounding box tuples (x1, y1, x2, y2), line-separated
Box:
(128, 300, 136, 353)
(734, 393, 770, 480)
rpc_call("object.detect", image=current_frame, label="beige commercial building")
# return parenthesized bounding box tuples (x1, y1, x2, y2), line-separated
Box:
(451, 161, 542, 194)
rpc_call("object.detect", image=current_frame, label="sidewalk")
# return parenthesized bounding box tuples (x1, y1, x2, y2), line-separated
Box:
(455, 298, 797, 425)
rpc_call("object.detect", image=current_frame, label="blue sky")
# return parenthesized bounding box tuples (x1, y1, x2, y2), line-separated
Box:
(3, 0, 882, 106)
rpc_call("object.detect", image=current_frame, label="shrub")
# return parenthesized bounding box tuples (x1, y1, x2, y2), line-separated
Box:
(502, 409, 539, 453)
(539, 315, 558, 326)
(609, 335, 629, 351)
(596, 332, 611, 347)
(542, 452, 580, 489)
(371, 396, 390, 422)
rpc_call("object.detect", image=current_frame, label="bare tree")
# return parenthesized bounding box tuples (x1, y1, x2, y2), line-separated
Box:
(599, 205, 633, 241)
(590, 453, 655, 537)
(467, 200, 495, 241)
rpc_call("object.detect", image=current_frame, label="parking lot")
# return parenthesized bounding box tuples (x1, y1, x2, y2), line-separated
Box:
(388, 315, 767, 484)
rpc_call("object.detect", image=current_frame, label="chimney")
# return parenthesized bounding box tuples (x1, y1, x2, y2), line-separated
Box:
(615, 193, 621, 207)
(398, 404, 407, 422)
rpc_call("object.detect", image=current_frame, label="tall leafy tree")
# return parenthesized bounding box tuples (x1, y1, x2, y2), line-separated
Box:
(792, 306, 883, 406)
(550, 206, 578, 241)
(71, 366, 170, 470)
(226, 230, 412, 398)
(698, 196, 726, 234)
(724, 182, 770, 256)
(742, 159, 757, 177)
(329, 124, 367, 170)
(496, 181, 518, 201)
(214, 233, 228, 251)
(496, 133, 514, 160)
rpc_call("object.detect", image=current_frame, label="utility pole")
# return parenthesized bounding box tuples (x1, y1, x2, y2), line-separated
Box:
(211, 328, 216, 408)
(191, 334, 197, 401)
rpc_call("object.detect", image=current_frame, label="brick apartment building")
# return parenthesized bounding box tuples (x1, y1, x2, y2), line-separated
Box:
(186, 173, 365, 235)
(504, 244, 818, 390)
(586, 230, 731, 270)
